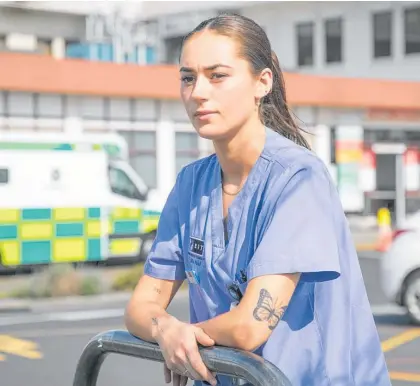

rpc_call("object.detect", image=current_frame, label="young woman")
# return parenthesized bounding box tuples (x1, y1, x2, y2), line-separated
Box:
(125, 14, 391, 386)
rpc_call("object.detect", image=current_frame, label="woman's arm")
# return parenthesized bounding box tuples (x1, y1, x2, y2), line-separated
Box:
(124, 274, 184, 342)
(125, 274, 218, 385)
(196, 273, 300, 352)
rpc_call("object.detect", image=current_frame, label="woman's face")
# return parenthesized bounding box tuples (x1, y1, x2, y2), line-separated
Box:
(180, 31, 265, 141)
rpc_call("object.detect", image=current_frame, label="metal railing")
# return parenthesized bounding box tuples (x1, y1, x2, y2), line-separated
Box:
(73, 329, 292, 386)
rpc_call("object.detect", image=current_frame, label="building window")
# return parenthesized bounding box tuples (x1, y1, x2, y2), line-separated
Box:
(373, 11, 392, 58)
(37, 38, 52, 55)
(330, 126, 337, 164)
(118, 131, 157, 189)
(296, 22, 314, 66)
(405, 6, 420, 54)
(38, 93, 63, 118)
(175, 132, 200, 174)
(82, 97, 105, 120)
(0, 169, 9, 184)
(7, 92, 34, 117)
(325, 18, 342, 63)
(0, 36, 6, 51)
(165, 36, 184, 64)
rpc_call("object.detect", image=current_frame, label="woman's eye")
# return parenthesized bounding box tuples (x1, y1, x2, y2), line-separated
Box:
(181, 76, 194, 84)
(211, 73, 227, 80)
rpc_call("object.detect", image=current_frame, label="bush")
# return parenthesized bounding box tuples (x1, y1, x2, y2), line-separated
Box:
(80, 275, 103, 296)
(8, 263, 105, 299)
(111, 263, 144, 292)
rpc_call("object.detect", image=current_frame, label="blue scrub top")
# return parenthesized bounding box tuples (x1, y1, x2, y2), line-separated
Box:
(144, 129, 391, 386)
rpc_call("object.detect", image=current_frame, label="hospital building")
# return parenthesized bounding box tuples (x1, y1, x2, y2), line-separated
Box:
(0, 1, 420, 215)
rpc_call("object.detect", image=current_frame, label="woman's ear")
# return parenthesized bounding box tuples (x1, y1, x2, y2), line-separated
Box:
(255, 68, 273, 101)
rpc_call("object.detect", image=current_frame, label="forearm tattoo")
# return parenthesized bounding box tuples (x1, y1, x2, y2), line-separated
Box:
(151, 317, 164, 335)
(153, 285, 162, 294)
(252, 288, 288, 330)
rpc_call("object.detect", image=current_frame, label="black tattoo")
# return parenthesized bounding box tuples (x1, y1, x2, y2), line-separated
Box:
(151, 317, 164, 334)
(252, 288, 288, 331)
(153, 286, 162, 294)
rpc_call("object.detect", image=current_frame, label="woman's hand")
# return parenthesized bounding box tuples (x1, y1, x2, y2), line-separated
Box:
(163, 363, 188, 386)
(153, 315, 217, 386)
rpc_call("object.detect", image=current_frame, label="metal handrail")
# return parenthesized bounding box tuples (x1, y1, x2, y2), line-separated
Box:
(73, 329, 292, 386)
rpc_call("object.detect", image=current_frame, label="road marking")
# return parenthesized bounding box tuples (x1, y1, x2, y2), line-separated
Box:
(371, 304, 406, 316)
(389, 372, 420, 383)
(0, 301, 401, 327)
(356, 243, 377, 252)
(16, 324, 126, 338)
(0, 308, 125, 327)
(0, 335, 42, 360)
(381, 328, 420, 353)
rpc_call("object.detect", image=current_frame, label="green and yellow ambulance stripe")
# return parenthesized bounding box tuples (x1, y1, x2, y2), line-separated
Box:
(0, 206, 156, 266)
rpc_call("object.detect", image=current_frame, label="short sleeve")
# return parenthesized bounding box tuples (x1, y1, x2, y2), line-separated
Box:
(143, 176, 186, 281)
(247, 165, 341, 283)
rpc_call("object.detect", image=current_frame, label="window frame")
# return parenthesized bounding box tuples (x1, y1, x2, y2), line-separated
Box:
(404, 5, 420, 55)
(118, 130, 158, 189)
(296, 21, 315, 67)
(372, 10, 393, 59)
(175, 131, 200, 174)
(324, 17, 343, 64)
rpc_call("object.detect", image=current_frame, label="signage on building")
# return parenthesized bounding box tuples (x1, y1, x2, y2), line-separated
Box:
(335, 125, 364, 212)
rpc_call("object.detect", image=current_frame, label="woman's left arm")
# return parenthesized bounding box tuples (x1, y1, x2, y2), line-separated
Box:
(196, 272, 300, 351)
(198, 163, 342, 351)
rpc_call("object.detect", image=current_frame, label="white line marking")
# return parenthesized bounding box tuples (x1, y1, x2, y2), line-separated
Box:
(0, 301, 405, 327)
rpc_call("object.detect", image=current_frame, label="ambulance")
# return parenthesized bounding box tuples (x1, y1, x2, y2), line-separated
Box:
(0, 130, 163, 271)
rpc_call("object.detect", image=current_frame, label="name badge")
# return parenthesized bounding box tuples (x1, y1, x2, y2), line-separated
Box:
(189, 237, 204, 257)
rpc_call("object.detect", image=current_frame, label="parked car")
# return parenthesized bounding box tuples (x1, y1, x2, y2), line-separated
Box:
(380, 210, 420, 325)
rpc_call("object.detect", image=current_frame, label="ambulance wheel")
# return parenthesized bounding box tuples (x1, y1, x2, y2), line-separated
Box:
(403, 270, 420, 326)
(0, 258, 16, 274)
(139, 231, 156, 262)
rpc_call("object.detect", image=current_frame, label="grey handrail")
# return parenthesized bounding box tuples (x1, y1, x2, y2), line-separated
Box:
(73, 329, 292, 386)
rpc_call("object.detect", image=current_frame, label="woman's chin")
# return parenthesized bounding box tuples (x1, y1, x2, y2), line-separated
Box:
(194, 122, 229, 141)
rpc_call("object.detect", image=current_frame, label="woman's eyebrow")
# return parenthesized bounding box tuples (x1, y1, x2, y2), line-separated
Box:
(179, 64, 233, 72)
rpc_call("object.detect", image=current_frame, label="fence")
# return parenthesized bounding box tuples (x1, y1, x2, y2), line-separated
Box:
(73, 329, 292, 386)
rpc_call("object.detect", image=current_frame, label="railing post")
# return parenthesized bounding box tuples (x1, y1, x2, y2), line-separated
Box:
(73, 330, 291, 386)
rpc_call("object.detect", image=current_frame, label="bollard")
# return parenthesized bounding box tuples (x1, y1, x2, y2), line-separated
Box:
(376, 207, 393, 252)
(73, 329, 292, 386)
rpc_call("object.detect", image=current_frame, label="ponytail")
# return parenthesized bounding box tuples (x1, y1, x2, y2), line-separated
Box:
(260, 51, 311, 150)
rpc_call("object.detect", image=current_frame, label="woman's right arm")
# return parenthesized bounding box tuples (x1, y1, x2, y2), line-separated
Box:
(125, 274, 217, 386)
(124, 274, 184, 342)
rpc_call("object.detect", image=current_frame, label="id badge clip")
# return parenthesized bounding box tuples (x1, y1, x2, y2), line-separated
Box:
(186, 270, 200, 285)
(227, 281, 243, 310)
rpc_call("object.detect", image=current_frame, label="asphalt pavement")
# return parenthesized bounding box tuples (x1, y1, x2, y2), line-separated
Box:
(1, 254, 420, 386)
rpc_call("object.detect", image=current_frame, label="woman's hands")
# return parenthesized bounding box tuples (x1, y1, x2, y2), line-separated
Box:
(152, 315, 218, 386)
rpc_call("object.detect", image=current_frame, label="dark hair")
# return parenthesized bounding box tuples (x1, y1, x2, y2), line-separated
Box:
(181, 13, 311, 150)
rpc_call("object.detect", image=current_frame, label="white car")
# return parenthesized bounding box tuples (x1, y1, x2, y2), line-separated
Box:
(380, 210, 420, 324)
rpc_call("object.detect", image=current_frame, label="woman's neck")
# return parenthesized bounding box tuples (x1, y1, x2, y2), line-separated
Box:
(214, 120, 266, 186)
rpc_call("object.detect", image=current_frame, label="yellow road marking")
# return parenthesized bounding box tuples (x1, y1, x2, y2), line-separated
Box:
(0, 335, 42, 359)
(381, 328, 420, 353)
(355, 243, 377, 251)
(389, 372, 420, 383)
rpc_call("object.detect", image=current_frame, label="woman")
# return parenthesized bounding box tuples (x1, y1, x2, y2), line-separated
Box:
(125, 14, 390, 386)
